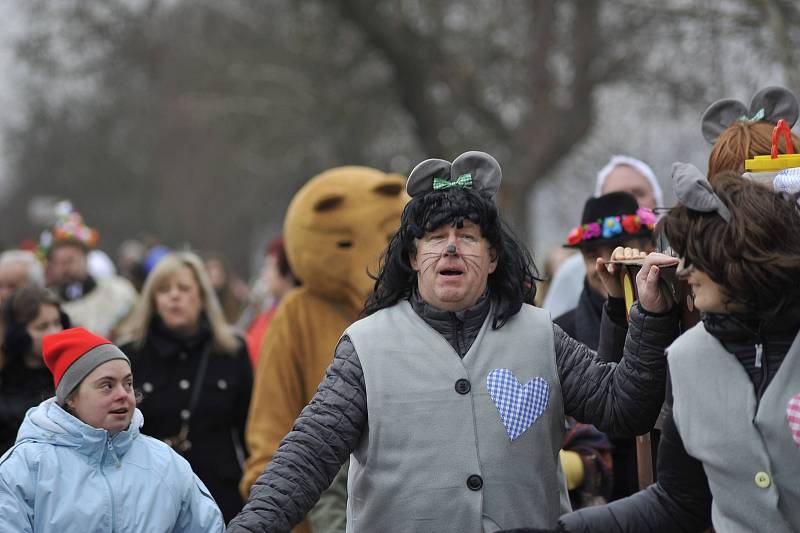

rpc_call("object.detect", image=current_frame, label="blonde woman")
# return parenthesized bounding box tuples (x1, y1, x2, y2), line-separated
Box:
(118, 251, 252, 524)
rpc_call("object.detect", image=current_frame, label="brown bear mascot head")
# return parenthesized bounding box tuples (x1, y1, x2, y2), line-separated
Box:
(284, 166, 407, 313)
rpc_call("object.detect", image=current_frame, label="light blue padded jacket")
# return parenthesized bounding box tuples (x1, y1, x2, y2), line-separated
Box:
(0, 398, 224, 532)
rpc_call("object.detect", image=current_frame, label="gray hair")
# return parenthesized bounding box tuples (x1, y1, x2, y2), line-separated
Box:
(0, 250, 45, 287)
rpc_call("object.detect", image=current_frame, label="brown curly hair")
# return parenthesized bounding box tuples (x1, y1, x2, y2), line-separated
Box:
(708, 121, 800, 181)
(661, 173, 800, 318)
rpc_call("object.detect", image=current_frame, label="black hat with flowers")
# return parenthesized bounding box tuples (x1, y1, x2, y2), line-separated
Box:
(563, 191, 655, 249)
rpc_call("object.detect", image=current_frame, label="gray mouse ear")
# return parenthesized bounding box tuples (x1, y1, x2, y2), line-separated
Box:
(672, 162, 732, 222)
(450, 151, 502, 198)
(749, 86, 799, 128)
(406, 158, 452, 198)
(701, 98, 749, 144)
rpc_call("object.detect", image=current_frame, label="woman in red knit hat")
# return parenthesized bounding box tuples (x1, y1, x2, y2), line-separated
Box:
(0, 327, 225, 532)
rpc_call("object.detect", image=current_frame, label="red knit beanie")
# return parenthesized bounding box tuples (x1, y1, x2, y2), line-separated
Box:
(43, 328, 130, 404)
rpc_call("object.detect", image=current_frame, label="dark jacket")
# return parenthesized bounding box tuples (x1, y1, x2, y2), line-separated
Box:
(121, 316, 253, 524)
(0, 363, 53, 455)
(554, 279, 606, 349)
(558, 308, 800, 533)
(226, 292, 678, 533)
(556, 284, 642, 500)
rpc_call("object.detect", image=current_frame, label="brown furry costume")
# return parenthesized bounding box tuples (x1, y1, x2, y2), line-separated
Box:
(240, 166, 406, 532)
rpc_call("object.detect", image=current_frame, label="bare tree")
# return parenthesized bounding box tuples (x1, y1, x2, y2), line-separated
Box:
(2, 0, 796, 270)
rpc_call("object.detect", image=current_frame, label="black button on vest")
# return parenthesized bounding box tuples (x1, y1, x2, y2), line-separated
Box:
(466, 474, 483, 491)
(454, 379, 471, 395)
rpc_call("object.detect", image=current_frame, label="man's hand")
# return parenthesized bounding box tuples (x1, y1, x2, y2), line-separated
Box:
(636, 252, 679, 313)
(595, 246, 646, 299)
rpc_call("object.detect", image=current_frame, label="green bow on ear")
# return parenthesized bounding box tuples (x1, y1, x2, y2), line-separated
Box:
(738, 107, 765, 123)
(432, 172, 473, 191)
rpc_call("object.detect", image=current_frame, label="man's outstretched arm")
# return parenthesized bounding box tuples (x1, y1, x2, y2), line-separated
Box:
(227, 337, 367, 533)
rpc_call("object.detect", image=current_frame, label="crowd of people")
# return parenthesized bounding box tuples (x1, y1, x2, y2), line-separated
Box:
(0, 85, 799, 533)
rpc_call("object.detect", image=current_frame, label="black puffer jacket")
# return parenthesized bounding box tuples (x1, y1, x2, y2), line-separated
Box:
(227, 295, 678, 533)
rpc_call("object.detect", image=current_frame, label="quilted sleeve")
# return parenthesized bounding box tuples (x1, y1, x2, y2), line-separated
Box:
(555, 303, 679, 436)
(226, 336, 367, 533)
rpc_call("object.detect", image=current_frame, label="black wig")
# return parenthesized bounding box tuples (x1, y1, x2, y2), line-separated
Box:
(363, 187, 540, 328)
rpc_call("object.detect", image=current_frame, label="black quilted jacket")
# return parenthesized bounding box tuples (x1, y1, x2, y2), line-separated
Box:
(226, 295, 678, 533)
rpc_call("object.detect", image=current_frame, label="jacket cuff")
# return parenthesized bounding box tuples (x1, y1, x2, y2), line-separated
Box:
(636, 301, 679, 318)
(605, 297, 628, 327)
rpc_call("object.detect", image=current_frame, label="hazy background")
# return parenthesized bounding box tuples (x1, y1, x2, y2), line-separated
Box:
(0, 0, 797, 278)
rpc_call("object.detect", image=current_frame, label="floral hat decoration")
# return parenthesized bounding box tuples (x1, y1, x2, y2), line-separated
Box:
(406, 150, 502, 200)
(38, 200, 99, 258)
(701, 86, 799, 144)
(564, 191, 656, 249)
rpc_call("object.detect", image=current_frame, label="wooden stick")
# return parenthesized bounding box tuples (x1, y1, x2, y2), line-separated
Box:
(636, 433, 654, 489)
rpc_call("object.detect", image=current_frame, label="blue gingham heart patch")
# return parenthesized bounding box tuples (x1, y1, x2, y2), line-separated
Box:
(486, 368, 549, 441)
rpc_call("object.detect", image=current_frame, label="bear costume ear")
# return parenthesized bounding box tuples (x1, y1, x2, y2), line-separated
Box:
(700, 98, 748, 144)
(749, 86, 799, 128)
(405, 151, 502, 199)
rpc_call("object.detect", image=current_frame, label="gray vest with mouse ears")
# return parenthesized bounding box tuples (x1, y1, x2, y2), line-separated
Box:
(344, 301, 569, 533)
(701, 85, 799, 144)
(668, 324, 800, 532)
(406, 151, 502, 199)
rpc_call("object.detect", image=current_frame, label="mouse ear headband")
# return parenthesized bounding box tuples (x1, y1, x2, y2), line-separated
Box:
(701, 86, 799, 144)
(406, 151, 502, 199)
(672, 162, 732, 222)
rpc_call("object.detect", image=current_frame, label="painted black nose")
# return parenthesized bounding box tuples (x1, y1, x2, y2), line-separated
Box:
(446, 244, 456, 255)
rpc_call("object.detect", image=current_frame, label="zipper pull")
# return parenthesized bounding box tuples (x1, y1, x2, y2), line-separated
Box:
(755, 343, 763, 368)
(107, 438, 122, 468)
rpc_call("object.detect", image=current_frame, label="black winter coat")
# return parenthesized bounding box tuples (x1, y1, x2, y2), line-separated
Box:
(121, 316, 253, 524)
(0, 363, 53, 454)
(227, 294, 678, 533)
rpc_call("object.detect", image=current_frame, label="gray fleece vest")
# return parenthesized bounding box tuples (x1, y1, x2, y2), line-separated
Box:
(668, 324, 800, 533)
(345, 301, 568, 533)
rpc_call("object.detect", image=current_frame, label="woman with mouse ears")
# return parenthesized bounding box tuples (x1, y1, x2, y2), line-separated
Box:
(507, 163, 800, 533)
(0, 327, 225, 532)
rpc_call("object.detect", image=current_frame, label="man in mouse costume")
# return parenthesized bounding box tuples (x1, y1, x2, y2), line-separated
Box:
(228, 151, 679, 533)
(240, 166, 407, 533)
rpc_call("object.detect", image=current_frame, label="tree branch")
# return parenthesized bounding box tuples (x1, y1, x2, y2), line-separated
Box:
(336, 0, 445, 154)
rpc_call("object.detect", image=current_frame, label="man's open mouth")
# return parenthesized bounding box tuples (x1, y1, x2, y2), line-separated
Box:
(439, 269, 463, 276)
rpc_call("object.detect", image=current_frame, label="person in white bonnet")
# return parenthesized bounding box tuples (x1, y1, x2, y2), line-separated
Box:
(543, 155, 663, 318)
